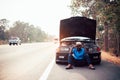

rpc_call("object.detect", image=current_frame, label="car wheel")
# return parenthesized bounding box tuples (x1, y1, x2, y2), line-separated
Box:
(94, 60, 101, 65)
(19, 43, 21, 45)
(97, 61, 101, 65)
(55, 58, 59, 64)
(56, 61, 59, 64)
(9, 43, 12, 45)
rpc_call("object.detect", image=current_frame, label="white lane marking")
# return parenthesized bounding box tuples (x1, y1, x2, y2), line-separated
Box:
(39, 58, 55, 80)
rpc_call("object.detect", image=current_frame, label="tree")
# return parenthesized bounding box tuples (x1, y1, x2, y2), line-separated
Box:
(70, 0, 120, 55)
(8, 21, 52, 43)
(0, 19, 9, 40)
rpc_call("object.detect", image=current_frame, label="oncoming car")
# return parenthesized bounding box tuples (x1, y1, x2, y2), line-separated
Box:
(56, 36, 101, 64)
(54, 38, 59, 44)
(8, 37, 21, 45)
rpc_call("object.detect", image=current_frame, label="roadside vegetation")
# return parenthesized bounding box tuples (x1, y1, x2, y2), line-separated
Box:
(70, 0, 120, 57)
(102, 50, 120, 66)
(0, 19, 54, 44)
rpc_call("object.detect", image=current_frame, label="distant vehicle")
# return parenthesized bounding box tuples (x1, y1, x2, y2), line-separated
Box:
(8, 37, 21, 45)
(54, 38, 59, 44)
(56, 16, 101, 64)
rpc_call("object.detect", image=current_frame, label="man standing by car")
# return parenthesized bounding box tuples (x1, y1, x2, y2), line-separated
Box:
(66, 42, 95, 70)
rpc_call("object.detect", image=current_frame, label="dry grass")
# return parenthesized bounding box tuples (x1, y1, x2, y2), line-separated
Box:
(101, 51, 120, 66)
(0, 40, 7, 45)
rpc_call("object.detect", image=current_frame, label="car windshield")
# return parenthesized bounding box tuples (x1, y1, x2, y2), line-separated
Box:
(10, 37, 19, 40)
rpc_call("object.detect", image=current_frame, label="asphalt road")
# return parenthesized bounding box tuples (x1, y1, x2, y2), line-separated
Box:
(0, 42, 120, 80)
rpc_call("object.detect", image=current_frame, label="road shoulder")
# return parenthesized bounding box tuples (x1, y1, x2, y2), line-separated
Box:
(101, 51, 120, 66)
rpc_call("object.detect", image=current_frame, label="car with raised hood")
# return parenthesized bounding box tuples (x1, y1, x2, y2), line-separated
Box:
(56, 16, 101, 64)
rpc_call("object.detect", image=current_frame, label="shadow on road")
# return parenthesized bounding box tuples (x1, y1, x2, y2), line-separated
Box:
(51, 60, 120, 80)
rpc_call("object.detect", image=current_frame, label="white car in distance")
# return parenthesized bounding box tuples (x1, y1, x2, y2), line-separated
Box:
(9, 37, 21, 45)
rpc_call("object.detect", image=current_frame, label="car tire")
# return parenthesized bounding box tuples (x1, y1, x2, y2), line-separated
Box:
(9, 43, 12, 45)
(56, 61, 59, 64)
(55, 58, 59, 64)
(97, 61, 101, 65)
(94, 60, 101, 65)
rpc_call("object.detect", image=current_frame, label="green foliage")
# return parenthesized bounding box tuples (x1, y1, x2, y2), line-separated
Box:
(98, 25, 104, 31)
(0, 18, 54, 43)
(8, 21, 51, 42)
(70, 0, 120, 33)
(0, 19, 9, 40)
(70, 0, 120, 53)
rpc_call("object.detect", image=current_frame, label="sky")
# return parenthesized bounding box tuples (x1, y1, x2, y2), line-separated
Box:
(0, 0, 72, 37)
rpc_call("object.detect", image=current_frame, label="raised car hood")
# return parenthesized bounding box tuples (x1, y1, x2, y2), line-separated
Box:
(59, 16, 96, 40)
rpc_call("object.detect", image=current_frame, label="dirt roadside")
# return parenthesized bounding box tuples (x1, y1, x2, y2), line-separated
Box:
(101, 51, 120, 66)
